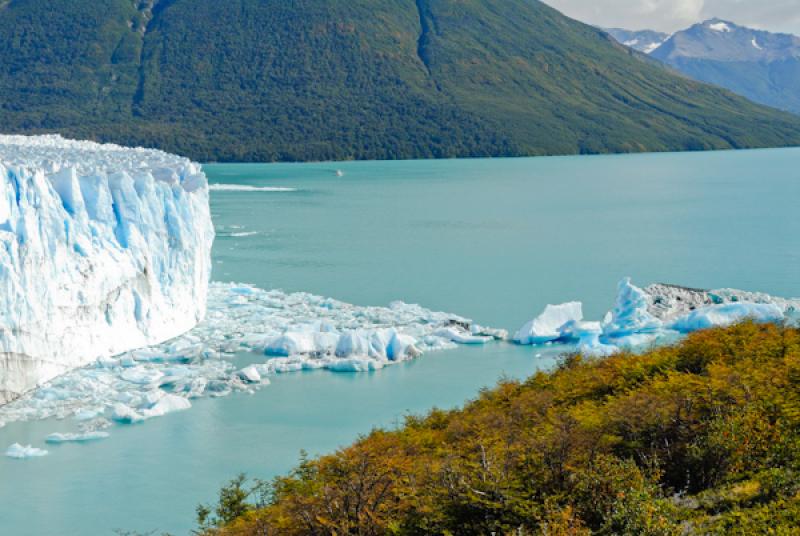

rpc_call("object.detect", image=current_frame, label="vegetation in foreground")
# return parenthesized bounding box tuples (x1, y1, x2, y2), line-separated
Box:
(196, 322, 800, 535)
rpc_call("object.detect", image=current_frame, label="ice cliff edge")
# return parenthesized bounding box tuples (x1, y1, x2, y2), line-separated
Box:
(0, 135, 214, 404)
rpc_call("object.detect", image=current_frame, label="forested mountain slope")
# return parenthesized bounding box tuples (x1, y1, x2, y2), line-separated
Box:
(1, 0, 799, 161)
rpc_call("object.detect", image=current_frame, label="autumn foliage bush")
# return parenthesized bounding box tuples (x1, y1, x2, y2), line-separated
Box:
(199, 322, 800, 535)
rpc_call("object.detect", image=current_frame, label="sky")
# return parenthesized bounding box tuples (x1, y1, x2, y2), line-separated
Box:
(543, 0, 800, 35)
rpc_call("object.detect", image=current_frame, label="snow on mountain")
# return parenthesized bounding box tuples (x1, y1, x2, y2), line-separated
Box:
(604, 28, 669, 54)
(708, 21, 731, 33)
(651, 19, 800, 113)
(0, 135, 214, 404)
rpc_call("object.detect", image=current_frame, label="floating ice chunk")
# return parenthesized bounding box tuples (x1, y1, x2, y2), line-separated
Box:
(112, 403, 145, 424)
(238, 366, 262, 383)
(142, 394, 191, 419)
(45, 431, 110, 443)
(670, 303, 784, 333)
(5, 443, 48, 459)
(514, 302, 583, 345)
(602, 278, 662, 337)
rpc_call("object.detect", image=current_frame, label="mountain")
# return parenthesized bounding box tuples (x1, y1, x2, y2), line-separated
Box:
(1, 1, 799, 162)
(604, 28, 669, 54)
(651, 19, 800, 115)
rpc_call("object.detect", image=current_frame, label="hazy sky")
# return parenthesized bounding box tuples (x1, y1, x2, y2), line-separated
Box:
(543, 0, 800, 35)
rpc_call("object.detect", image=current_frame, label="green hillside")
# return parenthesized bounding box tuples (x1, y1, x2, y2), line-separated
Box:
(1, 0, 800, 161)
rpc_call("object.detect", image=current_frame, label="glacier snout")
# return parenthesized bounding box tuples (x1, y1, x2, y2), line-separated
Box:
(0, 135, 214, 404)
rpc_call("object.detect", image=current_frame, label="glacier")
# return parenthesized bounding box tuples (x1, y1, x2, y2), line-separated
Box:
(516, 278, 799, 356)
(0, 135, 214, 404)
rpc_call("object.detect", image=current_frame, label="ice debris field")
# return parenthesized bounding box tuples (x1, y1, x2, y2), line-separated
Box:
(2, 277, 797, 458)
(0, 282, 506, 457)
(1, 135, 798, 459)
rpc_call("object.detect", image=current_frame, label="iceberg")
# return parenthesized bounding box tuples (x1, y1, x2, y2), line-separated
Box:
(0, 135, 214, 404)
(514, 302, 583, 345)
(5, 443, 48, 459)
(515, 278, 799, 356)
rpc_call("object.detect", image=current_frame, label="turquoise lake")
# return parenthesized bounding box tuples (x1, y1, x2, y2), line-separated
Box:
(1, 148, 799, 535)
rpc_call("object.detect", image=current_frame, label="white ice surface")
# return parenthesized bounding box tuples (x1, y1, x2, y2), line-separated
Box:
(518, 278, 798, 357)
(514, 302, 583, 345)
(709, 22, 732, 32)
(45, 431, 109, 443)
(5, 443, 48, 458)
(602, 278, 663, 337)
(671, 303, 784, 332)
(0, 135, 214, 404)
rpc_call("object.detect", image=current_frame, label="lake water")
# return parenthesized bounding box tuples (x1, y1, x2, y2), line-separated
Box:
(1, 149, 799, 535)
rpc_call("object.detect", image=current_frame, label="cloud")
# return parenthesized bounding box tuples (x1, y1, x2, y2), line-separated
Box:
(543, 0, 800, 35)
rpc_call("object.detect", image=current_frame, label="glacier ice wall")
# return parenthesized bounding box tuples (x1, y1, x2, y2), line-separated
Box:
(0, 135, 214, 404)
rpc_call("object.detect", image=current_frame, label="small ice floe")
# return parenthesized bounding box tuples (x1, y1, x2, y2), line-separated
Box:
(112, 394, 192, 424)
(45, 431, 110, 444)
(237, 366, 265, 384)
(6, 443, 48, 459)
(229, 231, 258, 238)
(515, 278, 799, 357)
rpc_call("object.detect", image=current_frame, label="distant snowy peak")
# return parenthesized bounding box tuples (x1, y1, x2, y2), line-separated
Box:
(708, 21, 731, 33)
(652, 19, 800, 63)
(604, 28, 669, 54)
(0, 135, 214, 404)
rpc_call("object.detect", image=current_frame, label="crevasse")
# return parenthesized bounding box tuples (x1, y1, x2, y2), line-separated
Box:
(0, 135, 214, 404)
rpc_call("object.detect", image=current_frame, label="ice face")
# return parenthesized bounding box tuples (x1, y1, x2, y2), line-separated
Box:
(0, 135, 214, 404)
